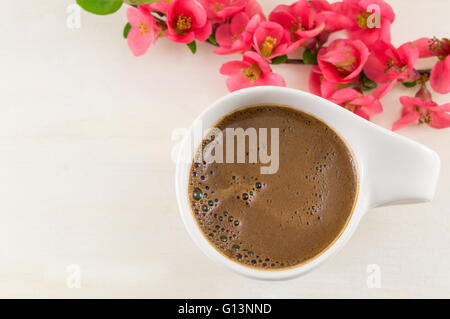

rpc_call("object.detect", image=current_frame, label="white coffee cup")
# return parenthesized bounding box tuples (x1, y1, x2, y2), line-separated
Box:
(175, 86, 440, 280)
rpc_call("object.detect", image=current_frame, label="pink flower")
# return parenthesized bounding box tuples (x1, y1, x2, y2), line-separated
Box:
(252, 21, 300, 62)
(269, 0, 350, 47)
(332, 0, 395, 47)
(328, 88, 383, 120)
(309, 66, 340, 98)
(413, 37, 450, 94)
(364, 41, 420, 98)
(413, 37, 450, 58)
(126, 6, 161, 56)
(220, 51, 286, 92)
(269, 1, 325, 47)
(198, 0, 247, 23)
(317, 39, 369, 84)
(214, 13, 261, 55)
(165, 0, 212, 44)
(392, 96, 450, 130)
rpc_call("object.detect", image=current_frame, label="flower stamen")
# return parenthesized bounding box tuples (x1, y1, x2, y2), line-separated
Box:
(429, 37, 442, 54)
(357, 11, 372, 29)
(260, 36, 277, 57)
(138, 21, 151, 35)
(210, 2, 225, 12)
(416, 106, 432, 124)
(242, 64, 262, 83)
(175, 14, 192, 34)
(289, 18, 306, 33)
(335, 55, 357, 75)
(384, 59, 396, 73)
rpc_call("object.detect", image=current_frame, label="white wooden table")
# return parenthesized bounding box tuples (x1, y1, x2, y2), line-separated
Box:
(0, 0, 449, 298)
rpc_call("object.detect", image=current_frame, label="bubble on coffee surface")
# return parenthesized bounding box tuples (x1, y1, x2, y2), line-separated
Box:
(187, 105, 358, 270)
(192, 188, 203, 201)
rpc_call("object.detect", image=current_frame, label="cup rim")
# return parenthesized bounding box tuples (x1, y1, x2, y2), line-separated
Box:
(175, 86, 366, 280)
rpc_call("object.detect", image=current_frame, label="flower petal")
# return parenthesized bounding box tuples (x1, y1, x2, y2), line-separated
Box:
(308, 67, 322, 96)
(392, 111, 420, 131)
(373, 80, 398, 99)
(165, 29, 196, 43)
(329, 88, 360, 104)
(398, 42, 419, 68)
(261, 72, 286, 87)
(220, 61, 247, 75)
(127, 29, 152, 56)
(126, 7, 141, 27)
(215, 23, 233, 47)
(430, 56, 450, 94)
(194, 21, 212, 41)
(226, 73, 251, 92)
(428, 103, 450, 112)
(430, 111, 450, 129)
(230, 12, 250, 35)
(413, 37, 433, 58)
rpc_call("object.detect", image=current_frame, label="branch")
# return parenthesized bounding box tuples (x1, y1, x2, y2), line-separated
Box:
(285, 59, 305, 65)
(417, 69, 431, 76)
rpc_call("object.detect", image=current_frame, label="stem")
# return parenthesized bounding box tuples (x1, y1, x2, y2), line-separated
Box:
(130, 3, 166, 23)
(285, 58, 305, 65)
(417, 69, 431, 76)
(150, 12, 166, 24)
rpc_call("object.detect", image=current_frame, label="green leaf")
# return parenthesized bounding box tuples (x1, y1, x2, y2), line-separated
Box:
(302, 49, 317, 65)
(271, 55, 288, 65)
(187, 41, 197, 54)
(124, 0, 160, 4)
(360, 71, 378, 91)
(208, 33, 217, 46)
(76, 0, 123, 15)
(402, 80, 417, 88)
(123, 22, 131, 39)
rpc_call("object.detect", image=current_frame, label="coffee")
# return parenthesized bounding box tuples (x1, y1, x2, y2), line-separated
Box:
(188, 105, 358, 269)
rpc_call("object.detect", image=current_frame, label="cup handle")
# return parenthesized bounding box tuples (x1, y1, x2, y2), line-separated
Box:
(364, 133, 440, 209)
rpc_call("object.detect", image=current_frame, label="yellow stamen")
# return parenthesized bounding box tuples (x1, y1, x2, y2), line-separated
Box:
(260, 36, 277, 57)
(175, 14, 192, 34)
(289, 18, 306, 33)
(242, 64, 262, 83)
(383, 59, 396, 73)
(138, 21, 151, 35)
(416, 107, 432, 124)
(384, 59, 407, 74)
(210, 2, 225, 12)
(335, 55, 357, 75)
(357, 11, 372, 28)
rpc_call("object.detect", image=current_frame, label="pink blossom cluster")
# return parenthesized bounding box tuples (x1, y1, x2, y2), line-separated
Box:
(125, 0, 449, 130)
